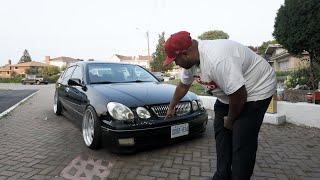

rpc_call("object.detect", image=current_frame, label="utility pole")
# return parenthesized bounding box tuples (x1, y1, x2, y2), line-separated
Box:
(136, 27, 151, 61)
(146, 31, 151, 61)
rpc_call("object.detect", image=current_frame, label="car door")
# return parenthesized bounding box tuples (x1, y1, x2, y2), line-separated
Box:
(59, 66, 76, 112)
(65, 65, 88, 117)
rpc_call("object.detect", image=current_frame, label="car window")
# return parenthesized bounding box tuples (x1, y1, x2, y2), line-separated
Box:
(134, 66, 157, 81)
(62, 66, 76, 85)
(88, 63, 158, 84)
(71, 65, 83, 80)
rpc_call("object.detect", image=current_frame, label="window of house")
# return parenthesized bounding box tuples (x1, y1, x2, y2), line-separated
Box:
(15, 67, 18, 69)
(279, 61, 289, 71)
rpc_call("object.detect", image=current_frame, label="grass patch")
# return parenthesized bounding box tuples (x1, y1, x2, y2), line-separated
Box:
(275, 71, 290, 77)
(164, 79, 210, 96)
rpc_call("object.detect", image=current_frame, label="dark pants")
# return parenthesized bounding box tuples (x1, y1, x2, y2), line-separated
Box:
(213, 97, 272, 180)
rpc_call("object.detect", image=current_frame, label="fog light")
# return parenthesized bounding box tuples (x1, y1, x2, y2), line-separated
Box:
(118, 138, 135, 146)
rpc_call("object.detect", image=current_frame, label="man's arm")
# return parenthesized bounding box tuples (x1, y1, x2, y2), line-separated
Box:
(224, 85, 247, 129)
(165, 82, 191, 119)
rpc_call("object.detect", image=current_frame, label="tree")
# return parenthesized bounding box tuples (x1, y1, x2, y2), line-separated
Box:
(273, 0, 320, 89)
(39, 66, 60, 78)
(258, 40, 278, 55)
(198, 30, 229, 40)
(247, 46, 258, 53)
(25, 67, 39, 75)
(19, 49, 32, 64)
(150, 32, 174, 72)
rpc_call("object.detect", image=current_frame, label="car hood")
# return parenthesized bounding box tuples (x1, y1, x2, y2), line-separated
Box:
(90, 82, 197, 107)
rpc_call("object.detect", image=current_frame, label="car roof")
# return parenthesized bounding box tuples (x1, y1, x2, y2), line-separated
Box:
(69, 61, 137, 67)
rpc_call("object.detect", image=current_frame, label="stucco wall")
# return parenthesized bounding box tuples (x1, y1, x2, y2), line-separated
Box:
(277, 101, 320, 128)
(50, 61, 66, 68)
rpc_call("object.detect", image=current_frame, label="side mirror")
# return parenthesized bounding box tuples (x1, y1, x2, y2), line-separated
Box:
(68, 78, 82, 86)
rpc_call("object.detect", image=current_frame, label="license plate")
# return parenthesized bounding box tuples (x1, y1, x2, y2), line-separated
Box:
(171, 123, 189, 138)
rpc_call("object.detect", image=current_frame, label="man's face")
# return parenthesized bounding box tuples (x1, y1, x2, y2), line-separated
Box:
(174, 53, 195, 69)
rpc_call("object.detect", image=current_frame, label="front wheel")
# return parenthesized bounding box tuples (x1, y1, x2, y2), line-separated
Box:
(82, 106, 102, 150)
(53, 91, 62, 115)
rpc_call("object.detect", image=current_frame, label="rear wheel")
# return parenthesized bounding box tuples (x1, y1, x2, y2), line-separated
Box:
(53, 91, 62, 115)
(82, 106, 102, 149)
(36, 80, 40, 85)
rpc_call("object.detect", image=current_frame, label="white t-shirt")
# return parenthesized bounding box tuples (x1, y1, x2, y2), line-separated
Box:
(181, 40, 277, 104)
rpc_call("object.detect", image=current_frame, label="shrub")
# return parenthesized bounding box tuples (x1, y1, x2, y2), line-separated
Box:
(165, 79, 210, 96)
(39, 66, 60, 77)
(284, 65, 320, 89)
(47, 74, 60, 83)
(0, 76, 23, 83)
(275, 71, 290, 77)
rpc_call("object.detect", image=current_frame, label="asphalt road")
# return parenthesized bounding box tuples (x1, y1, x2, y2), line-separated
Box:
(0, 89, 38, 114)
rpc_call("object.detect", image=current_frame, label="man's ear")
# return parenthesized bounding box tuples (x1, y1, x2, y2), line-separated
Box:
(181, 50, 188, 55)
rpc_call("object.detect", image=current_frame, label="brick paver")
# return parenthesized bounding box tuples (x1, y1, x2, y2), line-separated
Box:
(0, 84, 319, 180)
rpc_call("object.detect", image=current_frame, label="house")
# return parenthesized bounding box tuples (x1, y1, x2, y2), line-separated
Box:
(44, 56, 82, 69)
(0, 60, 49, 78)
(109, 54, 151, 69)
(0, 60, 12, 78)
(265, 44, 309, 72)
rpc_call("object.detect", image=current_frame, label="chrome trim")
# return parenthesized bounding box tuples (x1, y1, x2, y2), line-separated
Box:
(151, 102, 191, 117)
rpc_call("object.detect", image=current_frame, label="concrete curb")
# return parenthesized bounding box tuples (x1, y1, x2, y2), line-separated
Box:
(198, 95, 320, 128)
(0, 90, 39, 119)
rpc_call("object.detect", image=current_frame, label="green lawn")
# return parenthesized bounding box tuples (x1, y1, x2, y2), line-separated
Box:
(164, 79, 211, 96)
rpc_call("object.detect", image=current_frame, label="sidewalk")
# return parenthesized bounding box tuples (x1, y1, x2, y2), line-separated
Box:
(0, 84, 319, 179)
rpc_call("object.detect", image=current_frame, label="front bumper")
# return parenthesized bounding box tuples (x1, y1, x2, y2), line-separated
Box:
(100, 111, 208, 152)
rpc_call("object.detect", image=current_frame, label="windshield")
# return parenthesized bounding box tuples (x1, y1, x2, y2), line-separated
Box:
(88, 63, 158, 84)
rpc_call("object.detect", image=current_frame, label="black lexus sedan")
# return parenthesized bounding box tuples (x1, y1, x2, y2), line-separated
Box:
(53, 61, 208, 152)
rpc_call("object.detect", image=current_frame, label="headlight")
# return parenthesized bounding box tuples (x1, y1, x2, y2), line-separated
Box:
(136, 107, 151, 119)
(107, 102, 134, 121)
(192, 100, 199, 111)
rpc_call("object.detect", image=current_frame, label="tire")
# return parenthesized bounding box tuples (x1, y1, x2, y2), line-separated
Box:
(21, 81, 26, 85)
(53, 91, 62, 115)
(82, 106, 102, 149)
(36, 81, 40, 85)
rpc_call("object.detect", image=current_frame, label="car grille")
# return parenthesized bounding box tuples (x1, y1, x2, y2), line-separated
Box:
(151, 102, 191, 117)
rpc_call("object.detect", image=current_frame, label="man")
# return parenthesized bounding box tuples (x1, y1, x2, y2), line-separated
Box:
(164, 31, 276, 180)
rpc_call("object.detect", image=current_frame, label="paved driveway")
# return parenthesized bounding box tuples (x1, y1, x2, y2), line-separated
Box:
(0, 84, 319, 180)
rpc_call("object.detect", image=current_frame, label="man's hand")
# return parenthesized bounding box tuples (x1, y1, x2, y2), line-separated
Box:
(165, 108, 175, 120)
(165, 82, 191, 120)
(224, 116, 233, 130)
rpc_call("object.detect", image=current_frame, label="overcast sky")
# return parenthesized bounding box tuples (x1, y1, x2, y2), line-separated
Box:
(0, 0, 284, 65)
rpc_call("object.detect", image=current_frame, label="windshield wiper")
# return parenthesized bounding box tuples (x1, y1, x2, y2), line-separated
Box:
(124, 80, 153, 83)
(90, 81, 114, 84)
